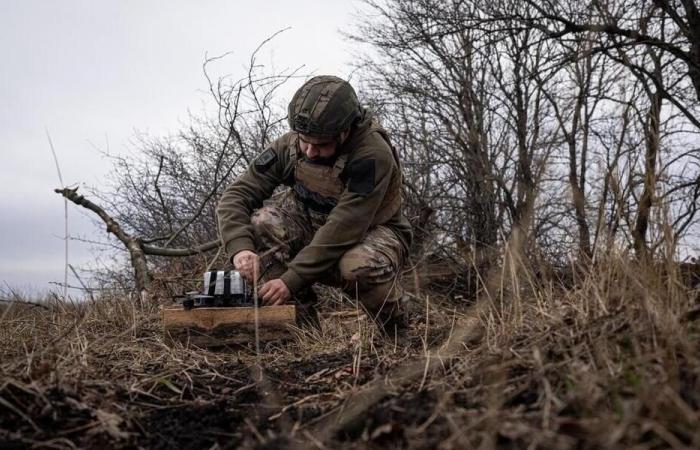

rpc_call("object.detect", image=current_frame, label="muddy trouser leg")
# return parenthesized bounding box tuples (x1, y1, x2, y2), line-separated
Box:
(337, 226, 408, 330)
(250, 193, 319, 326)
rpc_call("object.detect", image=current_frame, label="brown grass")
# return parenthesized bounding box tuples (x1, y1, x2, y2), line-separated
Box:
(1, 249, 699, 449)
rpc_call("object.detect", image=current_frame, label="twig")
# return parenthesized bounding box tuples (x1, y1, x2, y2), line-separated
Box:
(160, 153, 240, 249)
(46, 128, 68, 301)
(1, 282, 49, 310)
(68, 264, 95, 303)
(0, 396, 40, 432)
(142, 240, 220, 257)
(0, 298, 50, 310)
(48, 281, 100, 292)
(153, 155, 174, 234)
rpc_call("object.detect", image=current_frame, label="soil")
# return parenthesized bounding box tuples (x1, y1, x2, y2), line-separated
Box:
(3, 277, 699, 449)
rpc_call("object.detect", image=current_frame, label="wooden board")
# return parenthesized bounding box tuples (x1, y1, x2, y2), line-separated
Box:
(162, 304, 297, 347)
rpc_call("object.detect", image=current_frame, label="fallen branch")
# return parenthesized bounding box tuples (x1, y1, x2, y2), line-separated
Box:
(55, 187, 152, 293)
(54, 187, 221, 297)
(308, 306, 486, 443)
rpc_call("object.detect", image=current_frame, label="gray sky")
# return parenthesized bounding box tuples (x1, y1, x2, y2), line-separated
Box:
(0, 0, 361, 295)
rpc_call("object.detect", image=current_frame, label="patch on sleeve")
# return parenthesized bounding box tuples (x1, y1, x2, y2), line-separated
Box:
(348, 158, 375, 196)
(254, 148, 277, 172)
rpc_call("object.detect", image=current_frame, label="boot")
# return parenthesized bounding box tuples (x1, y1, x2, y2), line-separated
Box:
(373, 295, 410, 337)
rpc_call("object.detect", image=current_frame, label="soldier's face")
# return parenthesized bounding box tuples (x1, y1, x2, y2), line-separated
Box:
(299, 130, 350, 162)
(299, 134, 338, 161)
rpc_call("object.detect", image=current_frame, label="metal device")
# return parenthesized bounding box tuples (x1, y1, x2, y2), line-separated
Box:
(182, 270, 252, 309)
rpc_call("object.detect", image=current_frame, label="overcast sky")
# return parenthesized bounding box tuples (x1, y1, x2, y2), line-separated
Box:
(0, 0, 363, 295)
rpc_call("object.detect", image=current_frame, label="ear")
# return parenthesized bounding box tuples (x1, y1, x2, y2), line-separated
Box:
(339, 129, 351, 145)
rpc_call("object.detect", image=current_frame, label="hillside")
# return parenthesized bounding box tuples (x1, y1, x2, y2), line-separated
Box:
(2, 253, 699, 449)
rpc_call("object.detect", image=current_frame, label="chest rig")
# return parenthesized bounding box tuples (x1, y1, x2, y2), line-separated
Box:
(288, 118, 402, 227)
(289, 134, 348, 225)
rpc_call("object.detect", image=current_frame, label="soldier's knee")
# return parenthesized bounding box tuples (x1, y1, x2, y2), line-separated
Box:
(338, 249, 364, 286)
(338, 247, 396, 291)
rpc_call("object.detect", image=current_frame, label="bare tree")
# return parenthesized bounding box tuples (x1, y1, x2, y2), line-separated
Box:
(485, 0, 700, 124)
(63, 35, 301, 297)
(353, 1, 558, 263)
(354, 0, 700, 272)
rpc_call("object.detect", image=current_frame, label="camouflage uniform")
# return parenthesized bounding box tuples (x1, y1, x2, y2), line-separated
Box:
(250, 191, 405, 316)
(217, 76, 412, 325)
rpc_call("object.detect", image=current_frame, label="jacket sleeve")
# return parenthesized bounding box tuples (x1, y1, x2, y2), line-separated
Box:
(216, 135, 292, 258)
(279, 144, 397, 293)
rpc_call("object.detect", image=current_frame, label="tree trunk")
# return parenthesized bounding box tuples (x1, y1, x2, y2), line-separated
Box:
(633, 90, 662, 259)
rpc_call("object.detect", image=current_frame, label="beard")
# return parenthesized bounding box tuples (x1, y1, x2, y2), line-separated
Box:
(305, 154, 337, 166)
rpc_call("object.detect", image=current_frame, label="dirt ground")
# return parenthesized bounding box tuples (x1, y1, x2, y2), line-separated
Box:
(2, 258, 700, 449)
(0, 295, 461, 449)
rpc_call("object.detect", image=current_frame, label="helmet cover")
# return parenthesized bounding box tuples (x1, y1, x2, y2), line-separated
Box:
(288, 75, 361, 137)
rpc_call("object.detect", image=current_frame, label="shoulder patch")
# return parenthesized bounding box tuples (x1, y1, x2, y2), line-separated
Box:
(348, 158, 375, 196)
(255, 148, 277, 172)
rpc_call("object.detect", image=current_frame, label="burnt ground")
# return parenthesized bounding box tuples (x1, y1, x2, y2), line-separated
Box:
(0, 344, 429, 449)
(0, 297, 466, 450)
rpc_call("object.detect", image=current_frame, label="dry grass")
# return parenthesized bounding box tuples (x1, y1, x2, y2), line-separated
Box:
(1, 249, 699, 449)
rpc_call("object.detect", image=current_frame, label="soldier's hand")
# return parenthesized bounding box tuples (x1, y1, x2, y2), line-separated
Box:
(233, 250, 259, 282)
(259, 279, 291, 306)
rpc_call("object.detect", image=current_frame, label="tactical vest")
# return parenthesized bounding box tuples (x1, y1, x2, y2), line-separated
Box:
(290, 118, 402, 227)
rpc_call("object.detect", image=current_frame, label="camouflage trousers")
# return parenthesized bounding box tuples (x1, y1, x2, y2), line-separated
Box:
(250, 191, 405, 319)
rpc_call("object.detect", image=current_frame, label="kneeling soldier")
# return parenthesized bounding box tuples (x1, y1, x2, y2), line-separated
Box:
(216, 75, 412, 333)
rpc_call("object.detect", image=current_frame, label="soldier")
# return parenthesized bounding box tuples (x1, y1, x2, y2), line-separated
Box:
(216, 75, 412, 333)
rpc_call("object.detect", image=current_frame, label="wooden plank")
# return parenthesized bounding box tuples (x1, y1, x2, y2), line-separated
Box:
(161, 304, 297, 347)
(162, 305, 296, 330)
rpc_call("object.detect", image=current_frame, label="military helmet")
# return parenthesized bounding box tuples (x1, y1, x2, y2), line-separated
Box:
(288, 75, 361, 137)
